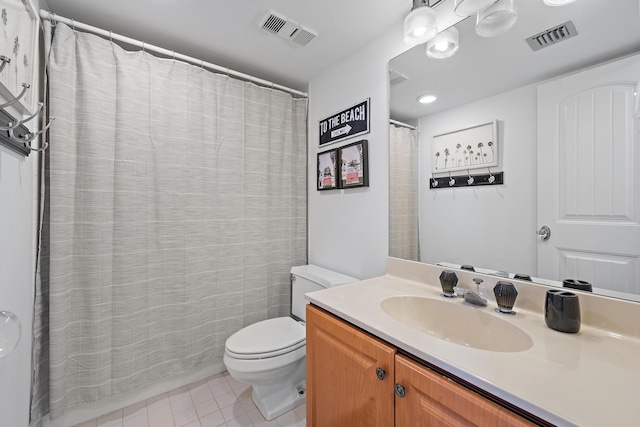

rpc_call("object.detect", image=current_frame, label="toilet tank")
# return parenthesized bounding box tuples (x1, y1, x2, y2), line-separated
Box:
(290, 265, 357, 321)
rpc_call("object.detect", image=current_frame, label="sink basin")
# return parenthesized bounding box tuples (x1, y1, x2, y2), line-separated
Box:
(380, 296, 533, 352)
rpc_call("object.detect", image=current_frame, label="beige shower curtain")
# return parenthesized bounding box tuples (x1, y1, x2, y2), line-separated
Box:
(389, 124, 419, 261)
(31, 22, 307, 423)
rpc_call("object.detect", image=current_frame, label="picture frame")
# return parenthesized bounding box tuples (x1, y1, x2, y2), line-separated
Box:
(0, 0, 39, 115)
(318, 98, 370, 147)
(317, 148, 338, 191)
(337, 139, 368, 189)
(431, 120, 498, 173)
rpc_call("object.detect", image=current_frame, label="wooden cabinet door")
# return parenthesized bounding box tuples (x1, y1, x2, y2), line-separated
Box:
(306, 305, 395, 427)
(395, 355, 535, 427)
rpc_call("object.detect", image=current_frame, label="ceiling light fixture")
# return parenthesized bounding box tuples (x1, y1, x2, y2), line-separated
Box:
(403, 0, 438, 45)
(417, 94, 438, 104)
(426, 27, 459, 59)
(543, 0, 577, 5)
(454, 0, 498, 17)
(475, 0, 518, 37)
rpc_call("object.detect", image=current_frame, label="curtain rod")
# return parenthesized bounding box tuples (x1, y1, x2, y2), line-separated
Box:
(39, 10, 308, 98)
(390, 119, 417, 130)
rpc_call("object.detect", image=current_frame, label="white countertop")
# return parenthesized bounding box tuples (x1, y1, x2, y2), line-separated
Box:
(306, 259, 640, 427)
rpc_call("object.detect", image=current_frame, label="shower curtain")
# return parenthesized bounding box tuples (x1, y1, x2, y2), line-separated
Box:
(31, 22, 307, 423)
(389, 124, 419, 261)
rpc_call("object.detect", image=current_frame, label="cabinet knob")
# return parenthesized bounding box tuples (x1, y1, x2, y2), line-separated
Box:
(394, 383, 405, 398)
(376, 367, 386, 380)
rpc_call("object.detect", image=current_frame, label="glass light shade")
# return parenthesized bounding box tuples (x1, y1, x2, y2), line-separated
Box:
(454, 0, 497, 17)
(0, 311, 21, 359)
(475, 0, 518, 37)
(403, 5, 438, 45)
(543, 0, 577, 5)
(426, 27, 459, 59)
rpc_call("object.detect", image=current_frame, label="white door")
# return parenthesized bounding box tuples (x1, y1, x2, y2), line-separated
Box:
(537, 54, 640, 296)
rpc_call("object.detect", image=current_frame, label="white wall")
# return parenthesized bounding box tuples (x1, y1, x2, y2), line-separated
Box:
(307, 20, 409, 280)
(418, 84, 538, 275)
(0, 1, 41, 425)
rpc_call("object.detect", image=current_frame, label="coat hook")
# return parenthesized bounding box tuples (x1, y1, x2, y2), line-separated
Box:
(0, 55, 11, 73)
(9, 117, 55, 145)
(448, 171, 455, 187)
(431, 175, 439, 187)
(0, 83, 30, 109)
(488, 167, 496, 183)
(467, 169, 474, 185)
(0, 102, 43, 131)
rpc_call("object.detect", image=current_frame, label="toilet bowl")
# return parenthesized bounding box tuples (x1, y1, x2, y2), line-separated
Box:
(223, 265, 357, 421)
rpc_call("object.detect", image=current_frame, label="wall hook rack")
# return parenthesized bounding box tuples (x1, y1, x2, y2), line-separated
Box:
(0, 102, 43, 131)
(430, 171, 504, 189)
(0, 104, 51, 156)
(0, 79, 51, 156)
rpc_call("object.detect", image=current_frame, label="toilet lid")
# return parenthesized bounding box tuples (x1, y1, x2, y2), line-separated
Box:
(225, 317, 305, 358)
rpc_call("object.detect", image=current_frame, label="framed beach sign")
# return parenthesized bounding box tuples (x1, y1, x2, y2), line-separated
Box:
(0, 0, 38, 114)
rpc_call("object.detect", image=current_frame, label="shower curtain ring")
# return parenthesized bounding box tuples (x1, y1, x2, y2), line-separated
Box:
(109, 30, 113, 43)
(172, 50, 176, 63)
(70, 18, 76, 32)
(142, 41, 146, 53)
(200, 59, 204, 71)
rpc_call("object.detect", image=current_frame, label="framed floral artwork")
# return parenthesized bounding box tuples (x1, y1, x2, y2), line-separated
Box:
(0, 0, 38, 114)
(431, 120, 498, 173)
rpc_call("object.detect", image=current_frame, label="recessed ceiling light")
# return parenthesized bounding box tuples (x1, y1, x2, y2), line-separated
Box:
(417, 94, 437, 104)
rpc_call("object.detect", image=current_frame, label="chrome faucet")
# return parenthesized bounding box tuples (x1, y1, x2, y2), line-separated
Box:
(454, 277, 488, 307)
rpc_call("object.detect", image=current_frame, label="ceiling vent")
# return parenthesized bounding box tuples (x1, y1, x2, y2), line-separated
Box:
(526, 21, 578, 52)
(259, 10, 318, 47)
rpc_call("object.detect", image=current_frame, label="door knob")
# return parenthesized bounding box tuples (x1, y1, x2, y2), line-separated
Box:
(537, 225, 551, 241)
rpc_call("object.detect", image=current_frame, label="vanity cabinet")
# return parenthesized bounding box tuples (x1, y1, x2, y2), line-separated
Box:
(395, 354, 534, 427)
(306, 303, 396, 427)
(306, 305, 535, 427)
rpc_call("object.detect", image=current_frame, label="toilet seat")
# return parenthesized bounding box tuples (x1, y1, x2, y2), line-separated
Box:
(225, 317, 305, 360)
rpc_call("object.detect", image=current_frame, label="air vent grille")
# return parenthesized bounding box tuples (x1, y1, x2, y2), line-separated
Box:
(291, 27, 317, 47)
(260, 12, 287, 35)
(526, 20, 578, 52)
(259, 10, 317, 48)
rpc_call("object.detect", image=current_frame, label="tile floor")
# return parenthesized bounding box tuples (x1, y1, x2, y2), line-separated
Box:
(74, 372, 306, 427)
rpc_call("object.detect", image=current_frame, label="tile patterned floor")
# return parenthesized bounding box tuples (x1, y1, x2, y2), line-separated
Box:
(74, 372, 306, 427)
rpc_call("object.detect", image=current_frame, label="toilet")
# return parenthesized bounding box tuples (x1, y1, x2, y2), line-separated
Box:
(223, 264, 357, 421)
